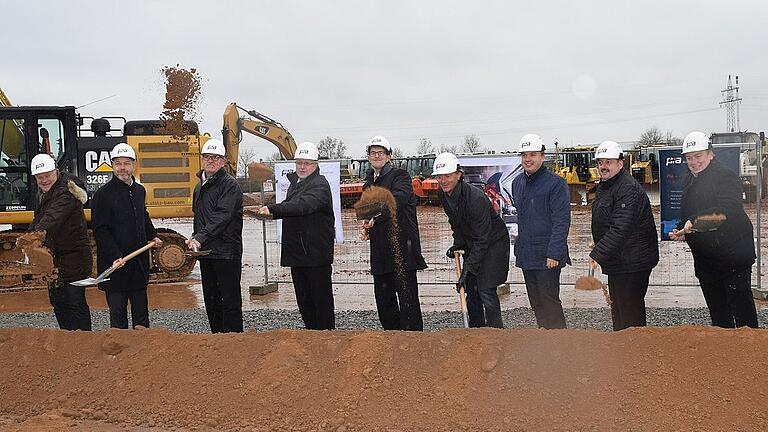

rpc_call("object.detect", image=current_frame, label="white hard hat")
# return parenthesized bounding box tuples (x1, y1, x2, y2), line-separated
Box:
(30, 153, 56, 175)
(295, 141, 319, 161)
(366, 135, 391, 155)
(518, 134, 546, 152)
(110, 142, 136, 160)
(432, 152, 460, 175)
(201, 138, 226, 157)
(595, 141, 624, 160)
(681, 131, 711, 154)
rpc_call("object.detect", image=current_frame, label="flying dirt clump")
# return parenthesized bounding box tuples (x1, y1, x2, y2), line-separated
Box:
(159, 65, 202, 138)
(13, 231, 57, 283)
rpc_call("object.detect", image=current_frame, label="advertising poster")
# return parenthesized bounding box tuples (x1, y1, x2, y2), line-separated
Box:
(659, 146, 740, 240)
(456, 155, 523, 263)
(273, 161, 344, 243)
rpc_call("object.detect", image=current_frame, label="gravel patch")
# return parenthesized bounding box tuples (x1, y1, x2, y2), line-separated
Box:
(0, 307, 762, 333)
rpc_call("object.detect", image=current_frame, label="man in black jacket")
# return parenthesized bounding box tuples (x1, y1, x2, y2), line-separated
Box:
(257, 142, 336, 330)
(669, 131, 757, 328)
(92, 143, 161, 329)
(187, 139, 244, 333)
(360, 135, 426, 331)
(22, 153, 92, 330)
(590, 141, 659, 331)
(434, 152, 509, 328)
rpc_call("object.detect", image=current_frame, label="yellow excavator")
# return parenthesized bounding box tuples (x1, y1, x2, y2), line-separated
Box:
(553, 145, 600, 203)
(222, 102, 297, 182)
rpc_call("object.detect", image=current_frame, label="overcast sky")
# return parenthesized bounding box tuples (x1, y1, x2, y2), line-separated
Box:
(5, 0, 768, 159)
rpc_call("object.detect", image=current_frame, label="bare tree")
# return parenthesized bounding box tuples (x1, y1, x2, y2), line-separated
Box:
(391, 147, 404, 159)
(416, 137, 434, 155)
(317, 136, 347, 159)
(237, 147, 259, 177)
(665, 130, 683, 146)
(437, 143, 459, 154)
(461, 134, 482, 153)
(638, 126, 665, 146)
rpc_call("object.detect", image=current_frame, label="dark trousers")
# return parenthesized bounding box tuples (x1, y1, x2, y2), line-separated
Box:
(607, 270, 651, 331)
(697, 267, 758, 328)
(373, 270, 423, 331)
(522, 268, 567, 329)
(465, 275, 504, 328)
(48, 282, 91, 331)
(200, 258, 243, 333)
(105, 289, 149, 329)
(291, 265, 335, 330)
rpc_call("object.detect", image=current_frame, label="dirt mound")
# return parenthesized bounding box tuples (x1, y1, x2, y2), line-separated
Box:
(2, 327, 768, 431)
(159, 65, 202, 138)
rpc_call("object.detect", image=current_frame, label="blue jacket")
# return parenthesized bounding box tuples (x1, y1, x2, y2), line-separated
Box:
(511, 166, 571, 270)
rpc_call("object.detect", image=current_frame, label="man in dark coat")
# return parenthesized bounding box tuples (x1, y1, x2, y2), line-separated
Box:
(92, 143, 161, 329)
(590, 141, 659, 331)
(434, 152, 510, 328)
(669, 131, 757, 328)
(360, 135, 426, 331)
(512, 134, 571, 329)
(187, 139, 244, 333)
(257, 141, 336, 330)
(22, 153, 92, 330)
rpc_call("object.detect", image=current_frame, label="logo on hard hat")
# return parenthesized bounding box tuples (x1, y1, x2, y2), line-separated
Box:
(298, 149, 309, 155)
(597, 148, 608, 153)
(117, 149, 127, 153)
(435, 163, 445, 169)
(35, 163, 45, 169)
(684, 141, 696, 148)
(372, 138, 382, 143)
(522, 141, 531, 147)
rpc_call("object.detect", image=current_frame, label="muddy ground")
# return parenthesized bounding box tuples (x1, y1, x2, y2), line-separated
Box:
(2, 326, 768, 431)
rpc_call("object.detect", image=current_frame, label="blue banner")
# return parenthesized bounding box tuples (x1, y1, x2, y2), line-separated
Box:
(659, 146, 740, 240)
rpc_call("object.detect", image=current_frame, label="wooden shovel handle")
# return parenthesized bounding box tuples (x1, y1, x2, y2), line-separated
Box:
(114, 242, 155, 269)
(453, 250, 469, 314)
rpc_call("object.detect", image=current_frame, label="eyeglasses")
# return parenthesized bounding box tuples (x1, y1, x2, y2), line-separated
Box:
(202, 154, 222, 161)
(368, 150, 387, 157)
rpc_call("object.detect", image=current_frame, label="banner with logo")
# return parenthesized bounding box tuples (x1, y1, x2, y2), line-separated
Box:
(456, 155, 522, 263)
(659, 146, 740, 240)
(273, 161, 344, 243)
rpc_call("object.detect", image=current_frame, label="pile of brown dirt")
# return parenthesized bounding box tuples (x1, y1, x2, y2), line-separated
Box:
(159, 65, 202, 138)
(2, 327, 768, 431)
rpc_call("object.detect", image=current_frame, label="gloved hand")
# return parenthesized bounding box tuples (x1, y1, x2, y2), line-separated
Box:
(456, 269, 473, 293)
(446, 244, 465, 259)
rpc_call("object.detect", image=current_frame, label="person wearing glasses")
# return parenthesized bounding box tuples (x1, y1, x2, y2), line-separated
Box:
(360, 135, 426, 331)
(256, 142, 336, 330)
(187, 139, 244, 333)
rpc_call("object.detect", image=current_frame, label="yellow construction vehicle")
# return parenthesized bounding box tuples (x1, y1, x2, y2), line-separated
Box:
(0, 106, 220, 287)
(553, 146, 600, 203)
(631, 146, 661, 185)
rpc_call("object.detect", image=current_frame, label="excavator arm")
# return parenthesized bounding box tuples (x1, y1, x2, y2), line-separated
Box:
(222, 103, 297, 166)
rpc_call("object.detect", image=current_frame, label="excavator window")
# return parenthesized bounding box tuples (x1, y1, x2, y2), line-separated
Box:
(37, 118, 66, 162)
(0, 117, 29, 207)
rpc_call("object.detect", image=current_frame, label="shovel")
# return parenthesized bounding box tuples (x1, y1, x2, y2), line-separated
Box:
(70, 242, 155, 287)
(689, 213, 727, 233)
(185, 245, 211, 258)
(453, 250, 470, 328)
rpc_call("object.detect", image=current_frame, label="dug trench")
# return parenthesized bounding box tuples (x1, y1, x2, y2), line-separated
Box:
(1, 326, 767, 431)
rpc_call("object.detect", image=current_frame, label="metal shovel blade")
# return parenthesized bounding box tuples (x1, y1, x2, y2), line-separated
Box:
(185, 250, 211, 258)
(70, 267, 115, 287)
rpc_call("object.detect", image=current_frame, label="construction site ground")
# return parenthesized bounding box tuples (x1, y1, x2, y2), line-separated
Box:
(1, 202, 767, 431)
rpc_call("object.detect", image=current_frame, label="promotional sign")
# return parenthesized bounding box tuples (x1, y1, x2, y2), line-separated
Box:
(273, 161, 344, 243)
(659, 146, 740, 240)
(456, 155, 522, 263)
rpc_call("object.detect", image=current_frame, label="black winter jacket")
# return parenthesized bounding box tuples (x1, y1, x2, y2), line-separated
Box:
(268, 169, 335, 267)
(590, 170, 659, 274)
(363, 162, 427, 275)
(29, 171, 92, 283)
(192, 168, 243, 260)
(440, 179, 510, 288)
(92, 176, 157, 292)
(677, 159, 755, 274)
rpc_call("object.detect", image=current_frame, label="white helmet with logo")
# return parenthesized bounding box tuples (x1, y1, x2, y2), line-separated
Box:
(366, 135, 392, 155)
(681, 131, 711, 154)
(295, 141, 319, 161)
(201, 138, 225, 156)
(110, 142, 136, 160)
(518, 134, 546, 152)
(432, 152, 460, 175)
(30, 153, 56, 175)
(595, 140, 624, 160)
